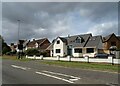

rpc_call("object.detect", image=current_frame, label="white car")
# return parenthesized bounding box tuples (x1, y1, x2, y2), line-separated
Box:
(83, 53, 96, 57)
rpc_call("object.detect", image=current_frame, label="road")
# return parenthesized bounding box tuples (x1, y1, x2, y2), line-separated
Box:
(2, 59, 119, 85)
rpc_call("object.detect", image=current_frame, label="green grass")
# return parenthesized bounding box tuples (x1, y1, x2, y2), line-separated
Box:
(1, 55, 34, 61)
(40, 60, 119, 72)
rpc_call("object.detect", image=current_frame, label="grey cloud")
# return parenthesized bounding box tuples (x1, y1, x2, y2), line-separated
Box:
(2, 2, 118, 44)
(79, 2, 118, 23)
(87, 22, 118, 36)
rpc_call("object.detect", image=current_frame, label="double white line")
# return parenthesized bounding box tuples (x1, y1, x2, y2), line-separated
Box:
(11, 65, 80, 84)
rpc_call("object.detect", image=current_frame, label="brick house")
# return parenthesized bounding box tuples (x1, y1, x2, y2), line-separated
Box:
(26, 38, 51, 52)
(103, 33, 120, 50)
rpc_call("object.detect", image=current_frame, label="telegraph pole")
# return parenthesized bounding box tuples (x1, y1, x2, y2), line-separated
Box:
(18, 20, 20, 41)
(17, 20, 20, 59)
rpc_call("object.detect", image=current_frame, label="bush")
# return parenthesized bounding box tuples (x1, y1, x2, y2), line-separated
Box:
(6, 50, 17, 56)
(2, 46, 11, 55)
(25, 49, 50, 57)
(25, 48, 39, 56)
(40, 51, 50, 57)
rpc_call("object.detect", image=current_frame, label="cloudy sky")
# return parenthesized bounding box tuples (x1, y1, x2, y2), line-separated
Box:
(1, 1, 119, 44)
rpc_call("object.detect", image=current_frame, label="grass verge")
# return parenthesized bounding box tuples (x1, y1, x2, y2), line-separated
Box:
(1, 55, 34, 61)
(39, 60, 119, 73)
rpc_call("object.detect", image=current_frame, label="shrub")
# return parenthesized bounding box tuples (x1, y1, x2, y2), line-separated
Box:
(40, 51, 50, 57)
(25, 48, 39, 56)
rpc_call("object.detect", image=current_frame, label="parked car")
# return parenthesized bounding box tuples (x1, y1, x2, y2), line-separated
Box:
(83, 53, 96, 57)
(94, 53, 109, 58)
(108, 53, 116, 58)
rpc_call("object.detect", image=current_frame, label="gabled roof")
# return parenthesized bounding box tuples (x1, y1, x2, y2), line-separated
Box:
(40, 43, 51, 50)
(59, 37, 67, 44)
(85, 35, 102, 47)
(103, 33, 118, 42)
(27, 38, 48, 47)
(51, 33, 92, 48)
(46, 43, 53, 50)
(66, 34, 92, 47)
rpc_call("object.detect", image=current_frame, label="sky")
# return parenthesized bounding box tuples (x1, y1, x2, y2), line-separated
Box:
(1, 1, 119, 44)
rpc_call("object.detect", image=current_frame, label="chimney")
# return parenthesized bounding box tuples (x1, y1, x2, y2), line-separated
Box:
(33, 39, 35, 41)
(68, 34, 70, 38)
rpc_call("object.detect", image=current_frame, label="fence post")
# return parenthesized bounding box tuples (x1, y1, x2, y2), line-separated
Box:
(108, 56, 114, 65)
(57, 55, 60, 61)
(33, 55, 36, 59)
(85, 56, 89, 63)
(40, 55, 43, 60)
(67, 55, 71, 62)
(26, 55, 28, 58)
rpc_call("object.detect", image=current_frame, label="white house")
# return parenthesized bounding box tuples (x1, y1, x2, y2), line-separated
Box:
(49, 33, 103, 57)
(83, 36, 103, 57)
(52, 37, 67, 57)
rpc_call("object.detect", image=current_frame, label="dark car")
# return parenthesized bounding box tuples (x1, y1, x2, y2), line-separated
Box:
(94, 53, 109, 58)
(108, 54, 116, 58)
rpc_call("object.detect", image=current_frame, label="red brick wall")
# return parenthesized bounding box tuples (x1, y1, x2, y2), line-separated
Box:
(104, 35, 120, 49)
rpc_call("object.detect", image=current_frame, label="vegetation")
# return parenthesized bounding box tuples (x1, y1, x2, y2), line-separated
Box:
(25, 48, 39, 56)
(25, 48, 50, 57)
(2, 55, 119, 72)
(1, 55, 34, 61)
(0, 35, 11, 55)
(40, 60, 119, 72)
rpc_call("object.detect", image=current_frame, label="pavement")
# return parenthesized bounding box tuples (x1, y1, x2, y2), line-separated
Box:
(2, 59, 119, 85)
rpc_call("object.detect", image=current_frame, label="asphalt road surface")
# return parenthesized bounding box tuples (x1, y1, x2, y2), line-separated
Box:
(2, 59, 119, 85)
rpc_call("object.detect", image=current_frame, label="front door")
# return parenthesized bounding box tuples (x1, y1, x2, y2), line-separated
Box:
(67, 45, 72, 56)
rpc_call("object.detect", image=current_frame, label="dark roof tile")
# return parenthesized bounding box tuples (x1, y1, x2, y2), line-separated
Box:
(85, 36, 102, 47)
(27, 38, 47, 47)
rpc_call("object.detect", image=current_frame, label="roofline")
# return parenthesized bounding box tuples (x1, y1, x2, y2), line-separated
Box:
(39, 38, 47, 46)
(83, 34, 92, 47)
(103, 33, 120, 42)
(46, 43, 53, 50)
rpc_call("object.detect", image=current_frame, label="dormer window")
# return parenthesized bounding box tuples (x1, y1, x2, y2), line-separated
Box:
(75, 37, 83, 43)
(57, 40, 60, 44)
(76, 39, 81, 43)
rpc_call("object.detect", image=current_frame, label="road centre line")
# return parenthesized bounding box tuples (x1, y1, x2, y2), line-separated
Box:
(42, 70, 80, 79)
(11, 65, 31, 70)
(36, 71, 74, 84)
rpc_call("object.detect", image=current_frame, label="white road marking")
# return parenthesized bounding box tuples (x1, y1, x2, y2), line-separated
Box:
(36, 71, 74, 84)
(11, 65, 80, 83)
(69, 78, 79, 81)
(11, 65, 31, 70)
(43, 70, 80, 80)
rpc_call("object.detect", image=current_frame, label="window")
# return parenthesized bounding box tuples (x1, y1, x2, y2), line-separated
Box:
(74, 48, 82, 53)
(57, 40, 60, 44)
(75, 37, 84, 43)
(76, 39, 81, 43)
(111, 42, 116, 46)
(86, 48, 94, 53)
(56, 49, 61, 53)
